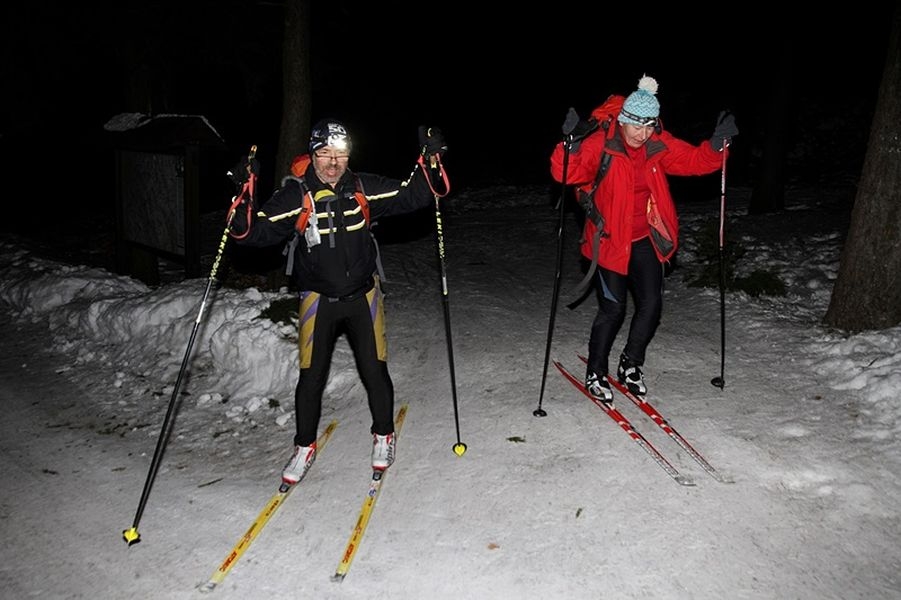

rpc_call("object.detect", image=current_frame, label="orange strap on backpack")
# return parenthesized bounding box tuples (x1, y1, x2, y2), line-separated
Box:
(290, 153, 369, 234)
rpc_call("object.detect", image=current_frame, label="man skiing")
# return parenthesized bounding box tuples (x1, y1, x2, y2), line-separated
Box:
(229, 119, 446, 484)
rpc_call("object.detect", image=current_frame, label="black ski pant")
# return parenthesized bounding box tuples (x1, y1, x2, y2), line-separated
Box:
(293, 281, 394, 446)
(586, 237, 664, 378)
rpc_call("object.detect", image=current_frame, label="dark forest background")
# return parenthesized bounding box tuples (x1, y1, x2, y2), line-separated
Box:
(2, 2, 900, 330)
(1, 3, 893, 202)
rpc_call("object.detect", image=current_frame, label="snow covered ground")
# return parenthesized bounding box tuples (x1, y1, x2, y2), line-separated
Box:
(1, 182, 899, 599)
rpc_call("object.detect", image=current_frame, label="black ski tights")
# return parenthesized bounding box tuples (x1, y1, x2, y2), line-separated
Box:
(586, 237, 664, 377)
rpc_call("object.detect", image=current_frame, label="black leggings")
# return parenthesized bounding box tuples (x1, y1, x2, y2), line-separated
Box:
(293, 284, 394, 446)
(586, 237, 664, 377)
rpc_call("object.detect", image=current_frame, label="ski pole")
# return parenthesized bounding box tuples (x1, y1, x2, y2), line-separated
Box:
(417, 135, 466, 457)
(534, 133, 573, 417)
(711, 145, 727, 389)
(123, 145, 257, 546)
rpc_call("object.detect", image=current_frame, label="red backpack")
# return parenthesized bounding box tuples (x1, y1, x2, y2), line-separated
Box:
(589, 94, 625, 126)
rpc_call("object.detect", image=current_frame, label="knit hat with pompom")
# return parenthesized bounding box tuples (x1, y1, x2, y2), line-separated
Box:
(618, 75, 660, 126)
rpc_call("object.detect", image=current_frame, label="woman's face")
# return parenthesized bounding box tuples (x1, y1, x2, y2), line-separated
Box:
(620, 122, 656, 148)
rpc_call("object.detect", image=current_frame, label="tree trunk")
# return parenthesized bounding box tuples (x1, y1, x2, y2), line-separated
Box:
(824, 4, 901, 331)
(276, 0, 312, 178)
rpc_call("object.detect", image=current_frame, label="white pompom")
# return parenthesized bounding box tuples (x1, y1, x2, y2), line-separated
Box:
(637, 74, 658, 95)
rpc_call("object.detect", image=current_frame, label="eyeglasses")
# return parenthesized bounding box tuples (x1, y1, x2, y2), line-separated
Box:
(314, 151, 350, 162)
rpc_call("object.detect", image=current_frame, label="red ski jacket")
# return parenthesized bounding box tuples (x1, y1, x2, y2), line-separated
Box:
(550, 95, 727, 275)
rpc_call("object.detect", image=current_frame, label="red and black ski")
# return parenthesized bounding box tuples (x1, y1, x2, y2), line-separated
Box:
(577, 355, 733, 484)
(554, 360, 695, 486)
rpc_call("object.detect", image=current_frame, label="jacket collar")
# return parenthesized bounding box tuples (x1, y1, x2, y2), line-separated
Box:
(605, 129, 666, 160)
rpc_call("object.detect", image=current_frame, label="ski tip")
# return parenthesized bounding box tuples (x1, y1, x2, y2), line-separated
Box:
(714, 472, 736, 484)
(676, 474, 697, 487)
(197, 581, 217, 594)
(331, 573, 347, 583)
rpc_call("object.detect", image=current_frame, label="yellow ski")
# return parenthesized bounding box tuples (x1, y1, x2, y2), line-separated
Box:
(332, 404, 408, 582)
(199, 419, 339, 593)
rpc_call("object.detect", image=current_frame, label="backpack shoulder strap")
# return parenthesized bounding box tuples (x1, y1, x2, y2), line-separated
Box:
(568, 119, 614, 306)
(354, 175, 388, 286)
(353, 175, 370, 226)
(281, 155, 315, 278)
(576, 117, 613, 225)
(287, 153, 317, 235)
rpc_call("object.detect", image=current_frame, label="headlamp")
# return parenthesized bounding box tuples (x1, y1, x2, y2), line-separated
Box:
(327, 134, 349, 151)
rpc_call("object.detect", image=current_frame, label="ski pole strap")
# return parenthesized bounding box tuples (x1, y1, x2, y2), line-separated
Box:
(226, 179, 255, 240)
(227, 146, 258, 240)
(417, 153, 450, 198)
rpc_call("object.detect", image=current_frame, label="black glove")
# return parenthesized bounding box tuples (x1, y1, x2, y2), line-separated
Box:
(228, 155, 260, 189)
(710, 111, 739, 151)
(562, 107, 598, 141)
(419, 126, 448, 157)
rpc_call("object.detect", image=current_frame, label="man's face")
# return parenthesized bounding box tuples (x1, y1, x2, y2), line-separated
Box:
(312, 146, 350, 185)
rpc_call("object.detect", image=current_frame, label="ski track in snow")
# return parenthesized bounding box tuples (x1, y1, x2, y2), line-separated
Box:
(1, 184, 900, 599)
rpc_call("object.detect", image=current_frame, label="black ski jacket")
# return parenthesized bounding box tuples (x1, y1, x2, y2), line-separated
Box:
(231, 163, 434, 298)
